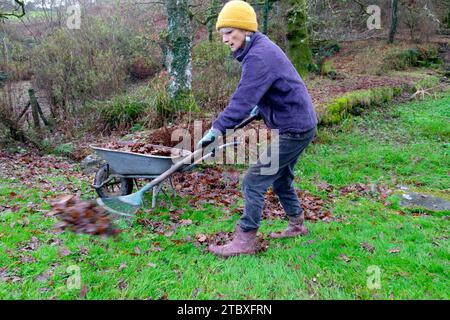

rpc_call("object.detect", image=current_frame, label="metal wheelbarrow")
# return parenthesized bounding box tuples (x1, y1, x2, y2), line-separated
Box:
(91, 143, 192, 209)
(93, 115, 258, 216)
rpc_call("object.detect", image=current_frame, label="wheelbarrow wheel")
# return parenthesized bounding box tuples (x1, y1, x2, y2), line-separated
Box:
(94, 164, 133, 198)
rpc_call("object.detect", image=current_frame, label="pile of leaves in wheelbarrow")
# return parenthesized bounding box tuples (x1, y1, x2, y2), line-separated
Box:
(50, 195, 120, 237)
(101, 141, 182, 157)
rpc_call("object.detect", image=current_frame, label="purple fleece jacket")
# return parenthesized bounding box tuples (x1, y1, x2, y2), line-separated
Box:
(213, 32, 317, 134)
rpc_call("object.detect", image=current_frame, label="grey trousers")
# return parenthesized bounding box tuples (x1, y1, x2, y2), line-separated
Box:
(239, 126, 317, 231)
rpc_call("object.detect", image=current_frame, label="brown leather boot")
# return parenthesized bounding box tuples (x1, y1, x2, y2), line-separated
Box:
(269, 215, 308, 239)
(208, 225, 258, 258)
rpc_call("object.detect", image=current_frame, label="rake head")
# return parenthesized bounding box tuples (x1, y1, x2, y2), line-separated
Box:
(96, 193, 144, 217)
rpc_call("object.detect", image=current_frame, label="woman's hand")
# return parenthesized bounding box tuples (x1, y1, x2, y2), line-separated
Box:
(197, 128, 222, 149)
(250, 105, 262, 120)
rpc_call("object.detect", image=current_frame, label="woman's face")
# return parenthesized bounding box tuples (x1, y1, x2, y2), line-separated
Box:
(220, 28, 247, 52)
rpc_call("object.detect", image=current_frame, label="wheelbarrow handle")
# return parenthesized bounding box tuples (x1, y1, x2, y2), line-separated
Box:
(232, 113, 259, 131)
(138, 114, 259, 195)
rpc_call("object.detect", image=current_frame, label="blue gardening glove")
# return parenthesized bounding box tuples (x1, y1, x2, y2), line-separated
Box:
(197, 128, 221, 149)
(250, 105, 262, 120)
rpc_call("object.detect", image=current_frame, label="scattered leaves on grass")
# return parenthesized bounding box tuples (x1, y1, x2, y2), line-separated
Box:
(339, 254, 351, 263)
(0, 267, 22, 283)
(172, 167, 335, 222)
(36, 264, 58, 283)
(193, 230, 269, 253)
(136, 218, 166, 233)
(118, 262, 127, 271)
(51, 195, 120, 237)
(339, 183, 392, 201)
(21, 236, 40, 251)
(172, 167, 242, 209)
(19, 254, 36, 264)
(0, 151, 86, 188)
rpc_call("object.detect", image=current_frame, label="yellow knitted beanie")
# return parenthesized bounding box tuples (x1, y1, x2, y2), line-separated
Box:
(216, 1, 258, 32)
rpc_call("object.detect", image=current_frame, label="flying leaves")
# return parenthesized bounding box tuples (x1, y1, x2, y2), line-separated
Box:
(50, 195, 120, 237)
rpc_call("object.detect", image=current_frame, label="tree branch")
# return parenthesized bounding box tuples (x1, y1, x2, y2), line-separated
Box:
(1, 0, 26, 19)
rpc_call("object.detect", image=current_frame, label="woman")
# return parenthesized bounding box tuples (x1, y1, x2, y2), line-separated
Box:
(198, 0, 318, 257)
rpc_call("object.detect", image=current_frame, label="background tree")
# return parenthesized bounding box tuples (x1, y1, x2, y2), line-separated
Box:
(163, 0, 198, 116)
(388, 0, 399, 43)
(0, 0, 25, 19)
(285, 0, 312, 78)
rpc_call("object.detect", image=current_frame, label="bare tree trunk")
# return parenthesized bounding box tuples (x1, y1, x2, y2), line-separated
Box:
(2, 36, 8, 67)
(263, 0, 269, 34)
(29, 89, 41, 129)
(0, 106, 39, 148)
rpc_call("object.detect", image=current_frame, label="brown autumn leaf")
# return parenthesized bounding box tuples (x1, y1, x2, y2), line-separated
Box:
(179, 219, 193, 226)
(79, 246, 89, 255)
(20, 236, 40, 252)
(192, 288, 201, 299)
(196, 234, 208, 243)
(360, 242, 376, 253)
(339, 254, 351, 263)
(58, 246, 71, 257)
(36, 269, 54, 283)
(389, 247, 401, 254)
(19, 254, 36, 264)
(158, 292, 168, 300)
(164, 230, 174, 237)
(80, 284, 87, 299)
(117, 279, 127, 291)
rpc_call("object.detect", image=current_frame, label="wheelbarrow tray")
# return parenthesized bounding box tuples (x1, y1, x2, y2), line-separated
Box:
(90, 143, 191, 176)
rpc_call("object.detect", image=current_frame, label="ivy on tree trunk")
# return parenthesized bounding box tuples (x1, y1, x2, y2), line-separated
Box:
(388, 0, 399, 44)
(285, 0, 311, 78)
(164, 0, 197, 112)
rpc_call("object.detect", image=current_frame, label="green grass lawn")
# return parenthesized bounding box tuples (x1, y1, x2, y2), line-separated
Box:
(0, 94, 449, 299)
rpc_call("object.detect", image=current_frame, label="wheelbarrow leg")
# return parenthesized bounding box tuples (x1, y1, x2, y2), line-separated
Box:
(168, 176, 177, 198)
(152, 185, 159, 208)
